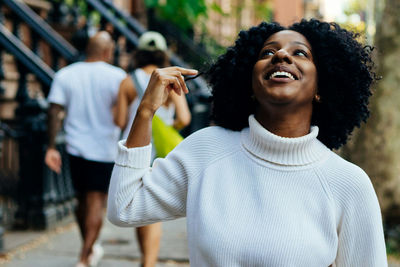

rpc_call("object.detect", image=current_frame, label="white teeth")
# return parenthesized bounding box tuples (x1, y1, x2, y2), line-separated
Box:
(269, 71, 295, 80)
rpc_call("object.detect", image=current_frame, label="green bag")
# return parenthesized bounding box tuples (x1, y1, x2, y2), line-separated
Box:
(152, 115, 183, 158)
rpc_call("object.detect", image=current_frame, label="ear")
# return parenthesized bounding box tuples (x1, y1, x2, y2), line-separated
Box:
(314, 93, 321, 103)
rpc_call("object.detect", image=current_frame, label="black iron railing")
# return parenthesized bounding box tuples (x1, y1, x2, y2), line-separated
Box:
(0, 0, 77, 230)
(147, 9, 213, 70)
(101, 0, 147, 34)
(0, 24, 54, 88)
(1, 0, 79, 68)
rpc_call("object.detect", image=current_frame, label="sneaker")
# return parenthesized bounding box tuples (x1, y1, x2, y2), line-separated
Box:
(75, 262, 88, 267)
(88, 243, 104, 267)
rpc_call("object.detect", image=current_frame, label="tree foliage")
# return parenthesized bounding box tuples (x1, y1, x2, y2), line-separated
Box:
(145, 0, 207, 32)
(144, 0, 272, 35)
(340, 0, 367, 35)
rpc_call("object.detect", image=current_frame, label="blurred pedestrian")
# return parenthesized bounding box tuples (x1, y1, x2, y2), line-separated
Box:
(45, 31, 126, 267)
(113, 31, 191, 267)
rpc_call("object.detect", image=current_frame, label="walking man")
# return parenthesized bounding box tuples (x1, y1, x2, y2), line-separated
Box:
(44, 31, 126, 267)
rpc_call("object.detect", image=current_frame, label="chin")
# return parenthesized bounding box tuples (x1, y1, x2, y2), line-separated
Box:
(269, 97, 295, 105)
(256, 94, 295, 106)
(265, 90, 298, 103)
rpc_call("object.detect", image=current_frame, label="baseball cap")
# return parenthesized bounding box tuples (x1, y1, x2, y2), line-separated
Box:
(138, 31, 167, 51)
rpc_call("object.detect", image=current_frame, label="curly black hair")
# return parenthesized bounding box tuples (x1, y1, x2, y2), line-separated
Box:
(206, 19, 376, 149)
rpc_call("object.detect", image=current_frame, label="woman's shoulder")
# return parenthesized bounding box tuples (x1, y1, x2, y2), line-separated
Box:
(170, 126, 242, 163)
(184, 125, 241, 145)
(320, 152, 377, 203)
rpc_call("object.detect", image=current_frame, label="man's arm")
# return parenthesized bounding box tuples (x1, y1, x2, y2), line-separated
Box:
(48, 103, 64, 148)
(45, 103, 64, 173)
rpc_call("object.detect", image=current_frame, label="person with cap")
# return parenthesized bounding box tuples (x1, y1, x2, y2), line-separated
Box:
(114, 31, 191, 267)
(45, 31, 126, 267)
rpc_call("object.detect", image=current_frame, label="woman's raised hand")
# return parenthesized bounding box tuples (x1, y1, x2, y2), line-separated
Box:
(139, 67, 198, 114)
(125, 67, 197, 148)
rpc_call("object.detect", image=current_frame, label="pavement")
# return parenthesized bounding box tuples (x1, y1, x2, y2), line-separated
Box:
(1, 216, 400, 267)
(0, 217, 189, 267)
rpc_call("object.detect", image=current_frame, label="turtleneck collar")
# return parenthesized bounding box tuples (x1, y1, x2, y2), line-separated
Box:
(241, 115, 329, 166)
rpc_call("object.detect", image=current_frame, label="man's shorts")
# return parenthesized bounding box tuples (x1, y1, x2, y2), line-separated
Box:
(68, 154, 114, 194)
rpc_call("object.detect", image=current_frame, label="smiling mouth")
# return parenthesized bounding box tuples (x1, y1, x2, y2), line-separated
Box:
(267, 71, 297, 80)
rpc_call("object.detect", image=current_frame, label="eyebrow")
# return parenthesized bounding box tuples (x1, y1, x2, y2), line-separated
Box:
(293, 41, 311, 50)
(263, 41, 312, 51)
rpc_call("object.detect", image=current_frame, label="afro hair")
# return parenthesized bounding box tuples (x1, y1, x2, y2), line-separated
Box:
(206, 19, 376, 150)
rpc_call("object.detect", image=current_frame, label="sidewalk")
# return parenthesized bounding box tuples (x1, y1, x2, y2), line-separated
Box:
(1, 217, 189, 266)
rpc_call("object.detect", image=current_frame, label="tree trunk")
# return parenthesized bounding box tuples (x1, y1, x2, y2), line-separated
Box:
(342, 0, 400, 223)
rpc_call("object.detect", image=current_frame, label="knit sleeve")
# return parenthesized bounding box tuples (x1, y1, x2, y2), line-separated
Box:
(327, 162, 387, 267)
(107, 126, 235, 227)
(107, 140, 189, 227)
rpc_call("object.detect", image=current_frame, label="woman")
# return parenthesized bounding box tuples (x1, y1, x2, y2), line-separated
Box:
(108, 19, 387, 266)
(114, 31, 191, 267)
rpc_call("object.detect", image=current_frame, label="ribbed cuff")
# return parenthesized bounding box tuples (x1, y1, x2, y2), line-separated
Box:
(115, 140, 152, 168)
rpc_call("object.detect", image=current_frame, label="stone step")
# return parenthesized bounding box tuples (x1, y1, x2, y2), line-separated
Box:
(0, 101, 18, 120)
(2, 53, 18, 74)
(2, 51, 45, 101)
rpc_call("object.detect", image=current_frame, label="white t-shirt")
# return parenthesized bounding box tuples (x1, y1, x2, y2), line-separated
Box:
(48, 61, 126, 162)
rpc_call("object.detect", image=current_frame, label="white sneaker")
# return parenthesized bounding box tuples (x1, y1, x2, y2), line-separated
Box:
(75, 262, 88, 267)
(88, 243, 104, 267)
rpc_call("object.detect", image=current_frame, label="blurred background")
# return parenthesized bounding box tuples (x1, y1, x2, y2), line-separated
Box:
(0, 0, 399, 262)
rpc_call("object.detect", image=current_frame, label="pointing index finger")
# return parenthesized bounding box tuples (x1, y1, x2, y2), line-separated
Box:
(173, 67, 198, 76)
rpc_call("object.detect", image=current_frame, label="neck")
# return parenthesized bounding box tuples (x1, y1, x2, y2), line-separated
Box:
(255, 105, 312, 138)
(85, 56, 105, 63)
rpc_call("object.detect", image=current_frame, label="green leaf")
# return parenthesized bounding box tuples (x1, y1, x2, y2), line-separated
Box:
(144, 0, 159, 8)
(144, 0, 208, 31)
(209, 2, 226, 16)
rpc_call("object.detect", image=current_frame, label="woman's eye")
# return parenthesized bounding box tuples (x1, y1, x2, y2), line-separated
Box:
(294, 50, 308, 57)
(261, 50, 274, 56)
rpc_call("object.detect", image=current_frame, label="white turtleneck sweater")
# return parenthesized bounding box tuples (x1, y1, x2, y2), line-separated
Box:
(108, 115, 387, 267)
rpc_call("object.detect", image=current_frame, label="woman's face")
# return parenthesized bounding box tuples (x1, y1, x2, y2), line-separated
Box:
(252, 30, 317, 111)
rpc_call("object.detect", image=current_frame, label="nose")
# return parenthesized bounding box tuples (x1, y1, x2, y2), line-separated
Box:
(271, 49, 293, 64)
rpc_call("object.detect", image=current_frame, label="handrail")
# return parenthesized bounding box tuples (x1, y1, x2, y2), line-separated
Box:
(0, 24, 54, 88)
(147, 10, 212, 68)
(100, 0, 146, 35)
(86, 0, 140, 46)
(100, 1, 211, 66)
(2, 0, 78, 63)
